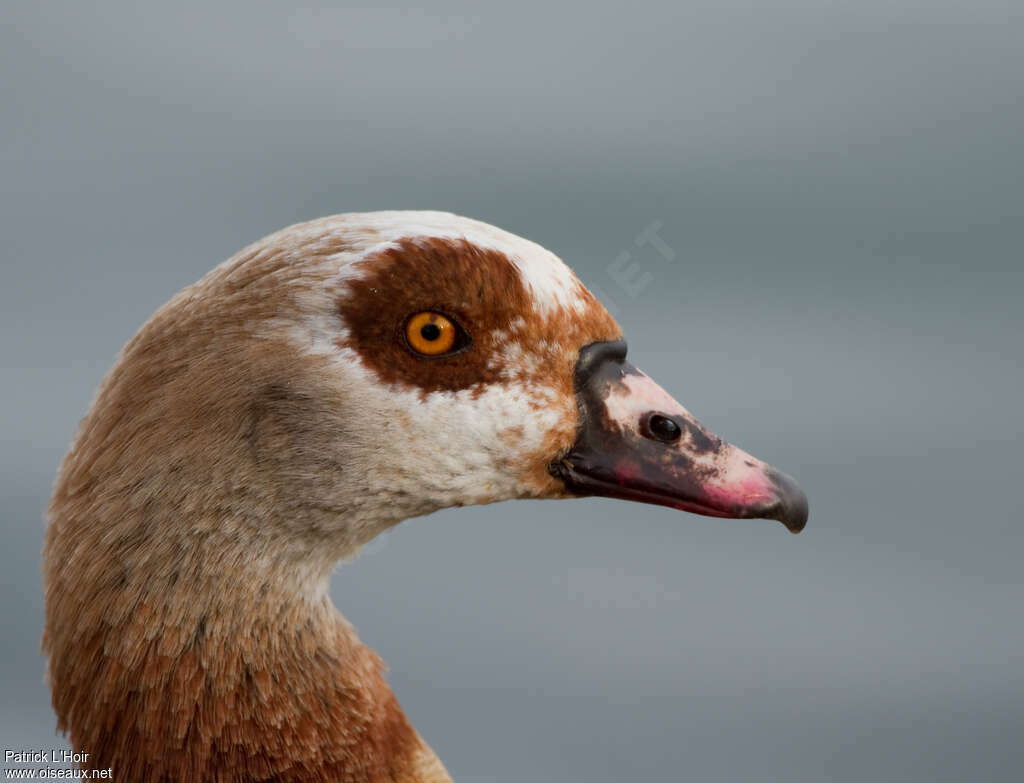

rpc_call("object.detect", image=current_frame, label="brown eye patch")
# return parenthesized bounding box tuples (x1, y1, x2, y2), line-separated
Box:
(334, 236, 620, 397)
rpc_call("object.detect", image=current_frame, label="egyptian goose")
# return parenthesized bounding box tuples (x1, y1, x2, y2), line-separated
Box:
(43, 211, 807, 782)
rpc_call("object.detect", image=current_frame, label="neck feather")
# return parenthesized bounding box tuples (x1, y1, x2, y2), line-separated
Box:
(44, 506, 450, 782)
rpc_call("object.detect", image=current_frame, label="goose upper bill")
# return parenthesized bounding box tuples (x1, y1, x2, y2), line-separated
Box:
(552, 339, 808, 533)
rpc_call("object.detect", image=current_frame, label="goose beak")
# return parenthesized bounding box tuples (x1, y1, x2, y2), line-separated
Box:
(549, 341, 808, 533)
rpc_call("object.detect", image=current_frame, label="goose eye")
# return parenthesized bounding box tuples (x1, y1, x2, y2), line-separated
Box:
(404, 311, 466, 356)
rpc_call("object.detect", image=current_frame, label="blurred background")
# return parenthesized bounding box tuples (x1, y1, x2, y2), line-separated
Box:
(2, 2, 1022, 780)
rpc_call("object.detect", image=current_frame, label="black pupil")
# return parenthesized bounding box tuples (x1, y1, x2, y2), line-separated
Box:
(420, 323, 442, 341)
(648, 414, 682, 443)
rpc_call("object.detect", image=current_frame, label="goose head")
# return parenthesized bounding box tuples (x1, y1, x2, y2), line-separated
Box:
(43, 210, 806, 780)
(310, 211, 807, 543)
(50, 210, 807, 586)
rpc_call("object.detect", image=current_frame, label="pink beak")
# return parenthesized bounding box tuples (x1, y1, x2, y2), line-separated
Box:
(549, 341, 808, 533)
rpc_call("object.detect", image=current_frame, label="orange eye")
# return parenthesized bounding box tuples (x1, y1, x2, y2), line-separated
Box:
(405, 311, 460, 356)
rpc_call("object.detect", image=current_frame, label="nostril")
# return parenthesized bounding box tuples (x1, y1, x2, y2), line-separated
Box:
(644, 413, 682, 444)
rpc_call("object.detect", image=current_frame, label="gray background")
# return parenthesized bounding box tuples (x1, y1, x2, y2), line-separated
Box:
(2, 2, 1022, 780)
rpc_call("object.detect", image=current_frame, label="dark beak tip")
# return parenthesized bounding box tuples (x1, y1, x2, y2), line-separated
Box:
(783, 505, 808, 534)
(765, 469, 809, 534)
